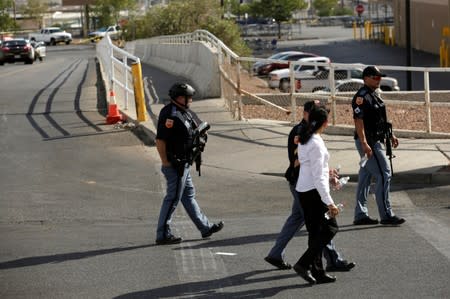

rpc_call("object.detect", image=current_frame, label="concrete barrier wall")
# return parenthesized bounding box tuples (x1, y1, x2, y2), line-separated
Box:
(126, 39, 221, 99)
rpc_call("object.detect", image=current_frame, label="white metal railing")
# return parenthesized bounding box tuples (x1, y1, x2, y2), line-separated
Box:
(96, 35, 140, 110)
(117, 30, 450, 134)
(244, 60, 450, 129)
(153, 29, 239, 63)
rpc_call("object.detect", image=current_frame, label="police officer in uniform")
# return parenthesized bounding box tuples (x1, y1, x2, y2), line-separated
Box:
(155, 82, 224, 245)
(352, 66, 405, 226)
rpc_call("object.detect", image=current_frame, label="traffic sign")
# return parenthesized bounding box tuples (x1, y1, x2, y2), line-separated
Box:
(356, 4, 364, 15)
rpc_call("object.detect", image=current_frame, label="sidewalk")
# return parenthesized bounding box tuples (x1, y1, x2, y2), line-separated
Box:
(124, 97, 450, 186)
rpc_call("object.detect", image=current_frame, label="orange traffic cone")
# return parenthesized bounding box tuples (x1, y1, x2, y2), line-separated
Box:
(106, 90, 123, 124)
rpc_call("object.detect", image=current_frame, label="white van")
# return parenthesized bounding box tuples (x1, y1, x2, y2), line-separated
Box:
(268, 56, 331, 92)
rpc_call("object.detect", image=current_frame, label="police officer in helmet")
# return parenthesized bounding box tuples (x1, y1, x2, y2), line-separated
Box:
(155, 82, 224, 245)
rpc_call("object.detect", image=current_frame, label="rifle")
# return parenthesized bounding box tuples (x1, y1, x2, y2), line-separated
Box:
(385, 122, 395, 176)
(191, 122, 210, 176)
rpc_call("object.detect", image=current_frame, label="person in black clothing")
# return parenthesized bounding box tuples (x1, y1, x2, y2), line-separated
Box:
(155, 82, 223, 245)
(352, 66, 405, 226)
(264, 100, 355, 272)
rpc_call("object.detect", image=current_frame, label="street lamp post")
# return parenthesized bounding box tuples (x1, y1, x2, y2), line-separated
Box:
(405, 0, 412, 90)
(13, 0, 16, 23)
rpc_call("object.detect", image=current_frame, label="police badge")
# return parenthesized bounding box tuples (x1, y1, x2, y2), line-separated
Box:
(356, 97, 364, 105)
(165, 119, 174, 128)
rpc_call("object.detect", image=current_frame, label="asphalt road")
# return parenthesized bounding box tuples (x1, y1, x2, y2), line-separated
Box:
(0, 45, 449, 298)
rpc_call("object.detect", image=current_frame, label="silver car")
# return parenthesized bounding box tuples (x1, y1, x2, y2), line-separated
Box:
(32, 41, 46, 61)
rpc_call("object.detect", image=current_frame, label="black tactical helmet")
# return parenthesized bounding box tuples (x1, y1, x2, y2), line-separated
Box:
(169, 83, 196, 100)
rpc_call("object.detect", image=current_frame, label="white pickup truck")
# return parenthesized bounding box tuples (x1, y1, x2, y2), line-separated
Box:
(268, 56, 331, 92)
(28, 27, 72, 45)
(296, 67, 400, 92)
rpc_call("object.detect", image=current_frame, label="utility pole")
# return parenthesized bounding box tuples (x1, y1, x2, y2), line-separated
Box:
(405, 0, 412, 90)
(13, 0, 16, 23)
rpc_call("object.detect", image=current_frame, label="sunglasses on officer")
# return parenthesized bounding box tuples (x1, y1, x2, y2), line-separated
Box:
(370, 75, 382, 81)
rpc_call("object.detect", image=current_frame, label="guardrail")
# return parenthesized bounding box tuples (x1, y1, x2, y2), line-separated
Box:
(153, 29, 239, 63)
(233, 58, 450, 136)
(110, 30, 450, 136)
(96, 35, 147, 122)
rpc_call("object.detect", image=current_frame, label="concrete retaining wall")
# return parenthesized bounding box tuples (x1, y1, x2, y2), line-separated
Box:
(126, 39, 221, 99)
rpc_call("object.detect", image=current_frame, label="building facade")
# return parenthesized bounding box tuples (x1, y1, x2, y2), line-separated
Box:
(393, 0, 450, 55)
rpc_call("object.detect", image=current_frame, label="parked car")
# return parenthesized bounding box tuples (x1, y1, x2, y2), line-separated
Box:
(0, 38, 34, 64)
(31, 41, 46, 61)
(313, 78, 365, 93)
(252, 51, 294, 74)
(296, 67, 400, 92)
(89, 25, 121, 42)
(268, 56, 331, 92)
(0, 41, 4, 65)
(28, 27, 72, 45)
(252, 51, 318, 76)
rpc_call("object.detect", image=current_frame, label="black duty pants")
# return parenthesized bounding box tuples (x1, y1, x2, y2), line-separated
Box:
(296, 189, 339, 276)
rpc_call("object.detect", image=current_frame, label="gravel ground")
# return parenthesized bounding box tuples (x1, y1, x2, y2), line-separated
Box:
(242, 103, 450, 133)
(237, 72, 450, 134)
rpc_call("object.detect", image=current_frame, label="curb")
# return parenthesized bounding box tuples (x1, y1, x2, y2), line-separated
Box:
(325, 125, 450, 139)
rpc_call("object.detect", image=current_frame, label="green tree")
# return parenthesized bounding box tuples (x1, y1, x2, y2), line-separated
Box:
(19, 0, 48, 29)
(313, 0, 339, 17)
(249, 0, 307, 39)
(334, 6, 353, 16)
(133, 0, 251, 56)
(228, 0, 251, 20)
(91, 0, 135, 29)
(0, 0, 16, 31)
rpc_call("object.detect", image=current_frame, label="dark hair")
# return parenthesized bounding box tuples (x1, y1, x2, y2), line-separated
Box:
(299, 106, 329, 145)
(303, 100, 316, 113)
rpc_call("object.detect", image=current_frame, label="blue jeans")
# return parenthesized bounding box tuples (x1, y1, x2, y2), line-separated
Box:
(156, 164, 211, 240)
(267, 184, 344, 266)
(354, 139, 395, 221)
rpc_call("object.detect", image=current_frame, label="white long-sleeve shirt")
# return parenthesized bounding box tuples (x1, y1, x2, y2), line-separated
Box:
(295, 133, 334, 206)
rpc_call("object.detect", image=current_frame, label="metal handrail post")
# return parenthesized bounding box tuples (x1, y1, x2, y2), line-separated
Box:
(289, 63, 296, 123)
(329, 65, 336, 125)
(236, 59, 242, 120)
(110, 39, 114, 95)
(123, 54, 129, 110)
(424, 71, 432, 133)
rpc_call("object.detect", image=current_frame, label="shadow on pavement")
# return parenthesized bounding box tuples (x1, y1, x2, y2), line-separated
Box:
(0, 244, 156, 270)
(173, 224, 383, 251)
(114, 269, 310, 299)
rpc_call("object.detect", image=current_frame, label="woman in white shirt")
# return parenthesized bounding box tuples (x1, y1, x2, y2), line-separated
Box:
(292, 106, 340, 285)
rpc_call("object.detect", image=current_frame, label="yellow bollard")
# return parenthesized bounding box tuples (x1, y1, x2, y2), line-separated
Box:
(384, 25, 389, 45)
(131, 62, 148, 122)
(353, 21, 357, 40)
(364, 21, 371, 40)
(445, 45, 450, 67)
(443, 26, 450, 37)
(364, 21, 367, 39)
(391, 27, 395, 46)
